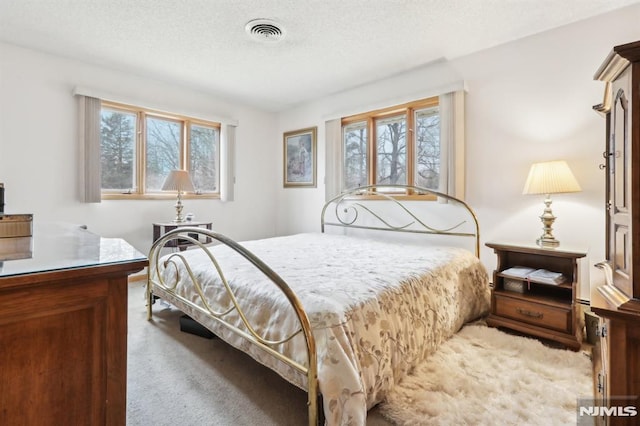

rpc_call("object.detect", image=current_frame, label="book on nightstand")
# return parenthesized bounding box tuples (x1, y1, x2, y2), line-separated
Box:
(500, 266, 566, 285)
(527, 269, 566, 285)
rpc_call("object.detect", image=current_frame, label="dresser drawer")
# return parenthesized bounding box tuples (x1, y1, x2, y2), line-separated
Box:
(494, 294, 571, 333)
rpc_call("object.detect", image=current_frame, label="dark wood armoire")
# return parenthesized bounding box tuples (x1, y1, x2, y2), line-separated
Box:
(592, 40, 640, 425)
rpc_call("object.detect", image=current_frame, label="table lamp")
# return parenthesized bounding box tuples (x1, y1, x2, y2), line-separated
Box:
(522, 160, 581, 248)
(161, 170, 195, 222)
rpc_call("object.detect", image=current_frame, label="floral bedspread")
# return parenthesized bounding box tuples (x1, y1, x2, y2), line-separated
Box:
(156, 232, 490, 425)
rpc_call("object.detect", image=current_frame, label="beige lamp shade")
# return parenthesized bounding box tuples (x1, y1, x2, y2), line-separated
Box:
(161, 170, 195, 192)
(522, 160, 581, 195)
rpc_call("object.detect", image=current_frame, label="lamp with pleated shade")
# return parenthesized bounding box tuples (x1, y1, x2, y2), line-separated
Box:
(522, 160, 581, 247)
(161, 170, 195, 222)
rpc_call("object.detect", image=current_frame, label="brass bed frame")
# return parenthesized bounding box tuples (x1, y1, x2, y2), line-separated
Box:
(146, 184, 480, 425)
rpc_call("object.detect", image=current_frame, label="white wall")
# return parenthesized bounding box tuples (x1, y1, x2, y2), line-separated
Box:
(0, 42, 280, 254)
(2, 5, 639, 299)
(274, 4, 640, 300)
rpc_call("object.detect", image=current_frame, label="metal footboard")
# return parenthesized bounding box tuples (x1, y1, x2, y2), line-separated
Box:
(147, 229, 320, 425)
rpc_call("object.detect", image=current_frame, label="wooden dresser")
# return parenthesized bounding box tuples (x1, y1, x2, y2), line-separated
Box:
(591, 40, 640, 425)
(0, 223, 147, 426)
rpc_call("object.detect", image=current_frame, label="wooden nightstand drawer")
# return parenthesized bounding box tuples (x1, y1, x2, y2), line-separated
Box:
(494, 293, 571, 333)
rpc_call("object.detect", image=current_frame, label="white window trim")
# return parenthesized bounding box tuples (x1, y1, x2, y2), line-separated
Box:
(321, 81, 466, 122)
(73, 86, 238, 126)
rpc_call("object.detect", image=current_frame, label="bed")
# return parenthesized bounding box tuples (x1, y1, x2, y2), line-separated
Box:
(146, 184, 491, 425)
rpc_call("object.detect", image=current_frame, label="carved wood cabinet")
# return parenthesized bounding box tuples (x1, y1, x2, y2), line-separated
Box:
(592, 40, 640, 425)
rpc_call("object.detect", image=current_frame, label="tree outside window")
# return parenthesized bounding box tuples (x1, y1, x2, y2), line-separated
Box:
(145, 116, 181, 192)
(343, 121, 368, 189)
(415, 107, 440, 189)
(190, 124, 218, 192)
(99, 101, 220, 198)
(341, 97, 439, 193)
(376, 115, 406, 185)
(100, 108, 136, 191)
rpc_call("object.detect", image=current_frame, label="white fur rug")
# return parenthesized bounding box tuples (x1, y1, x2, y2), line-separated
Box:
(378, 322, 593, 425)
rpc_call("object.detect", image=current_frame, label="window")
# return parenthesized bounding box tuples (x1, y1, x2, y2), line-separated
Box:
(341, 97, 440, 192)
(100, 101, 220, 198)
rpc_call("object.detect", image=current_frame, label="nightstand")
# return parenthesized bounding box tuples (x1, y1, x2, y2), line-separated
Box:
(485, 242, 587, 351)
(152, 221, 212, 251)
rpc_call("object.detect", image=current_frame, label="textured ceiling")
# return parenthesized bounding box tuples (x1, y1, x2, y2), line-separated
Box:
(1, 0, 639, 112)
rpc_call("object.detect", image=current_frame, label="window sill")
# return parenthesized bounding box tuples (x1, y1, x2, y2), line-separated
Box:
(342, 193, 437, 201)
(101, 193, 219, 201)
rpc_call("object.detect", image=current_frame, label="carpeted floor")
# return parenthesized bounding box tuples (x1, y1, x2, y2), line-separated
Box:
(127, 282, 593, 425)
(127, 282, 391, 425)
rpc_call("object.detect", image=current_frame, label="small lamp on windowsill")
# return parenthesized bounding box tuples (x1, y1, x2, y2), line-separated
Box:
(161, 170, 195, 223)
(522, 160, 581, 248)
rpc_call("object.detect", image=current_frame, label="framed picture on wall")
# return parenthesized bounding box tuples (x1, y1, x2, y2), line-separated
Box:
(283, 126, 317, 188)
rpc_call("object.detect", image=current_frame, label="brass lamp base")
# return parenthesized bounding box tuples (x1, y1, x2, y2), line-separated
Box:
(173, 191, 186, 223)
(536, 194, 560, 248)
(537, 236, 559, 248)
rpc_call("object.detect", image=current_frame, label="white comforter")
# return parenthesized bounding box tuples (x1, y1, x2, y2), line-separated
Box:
(157, 233, 490, 425)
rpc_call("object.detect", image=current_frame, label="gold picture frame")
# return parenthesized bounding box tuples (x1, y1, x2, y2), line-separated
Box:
(283, 126, 317, 188)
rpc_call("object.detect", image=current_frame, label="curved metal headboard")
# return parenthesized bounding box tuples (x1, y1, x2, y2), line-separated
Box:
(320, 184, 480, 257)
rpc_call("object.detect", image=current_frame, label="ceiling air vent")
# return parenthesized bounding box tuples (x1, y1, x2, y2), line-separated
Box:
(245, 19, 286, 43)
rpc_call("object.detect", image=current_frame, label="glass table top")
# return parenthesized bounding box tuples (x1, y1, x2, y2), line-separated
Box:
(0, 222, 147, 278)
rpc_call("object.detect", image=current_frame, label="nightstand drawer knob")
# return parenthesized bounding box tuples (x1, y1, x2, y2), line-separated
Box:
(516, 308, 544, 319)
